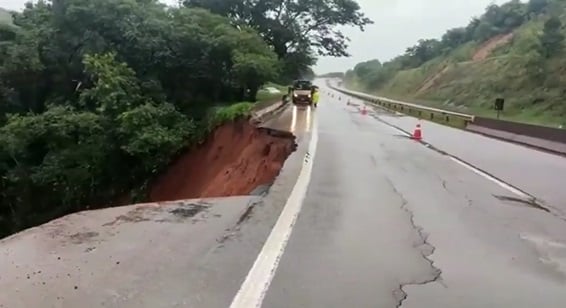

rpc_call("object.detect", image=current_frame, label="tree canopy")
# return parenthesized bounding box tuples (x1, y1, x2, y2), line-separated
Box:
(0, 0, 284, 237)
(184, 0, 373, 82)
(0, 0, 370, 237)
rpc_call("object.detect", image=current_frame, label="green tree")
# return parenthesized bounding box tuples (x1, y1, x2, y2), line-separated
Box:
(527, 0, 549, 15)
(441, 28, 467, 51)
(353, 59, 382, 79)
(405, 39, 442, 67)
(539, 16, 564, 58)
(0, 0, 291, 237)
(184, 0, 373, 80)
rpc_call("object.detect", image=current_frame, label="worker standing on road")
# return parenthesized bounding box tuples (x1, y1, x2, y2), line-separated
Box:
(312, 87, 320, 108)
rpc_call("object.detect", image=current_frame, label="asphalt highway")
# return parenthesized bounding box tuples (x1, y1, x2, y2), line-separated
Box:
(261, 86, 566, 307)
(2, 82, 566, 307)
(337, 86, 566, 212)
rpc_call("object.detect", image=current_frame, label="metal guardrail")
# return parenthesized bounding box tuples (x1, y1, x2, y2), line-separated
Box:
(327, 82, 475, 127)
(251, 96, 289, 123)
(326, 80, 566, 154)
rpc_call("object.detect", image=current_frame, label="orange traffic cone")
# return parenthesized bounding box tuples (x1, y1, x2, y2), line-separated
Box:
(412, 123, 422, 140)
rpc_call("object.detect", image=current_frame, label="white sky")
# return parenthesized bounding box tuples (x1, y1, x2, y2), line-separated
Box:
(1, 0, 508, 73)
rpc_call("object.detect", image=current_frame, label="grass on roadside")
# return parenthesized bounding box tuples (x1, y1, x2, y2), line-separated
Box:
(347, 77, 566, 128)
(375, 89, 565, 128)
(200, 83, 287, 135)
(205, 102, 253, 130)
(256, 82, 288, 103)
(344, 16, 566, 128)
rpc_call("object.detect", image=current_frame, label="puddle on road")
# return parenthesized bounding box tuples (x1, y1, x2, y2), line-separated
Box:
(69, 231, 100, 244)
(103, 200, 212, 226)
(493, 194, 550, 213)
(169, 203, 209, 218)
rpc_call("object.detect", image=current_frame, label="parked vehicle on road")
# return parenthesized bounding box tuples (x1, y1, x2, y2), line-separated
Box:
(290, 80, 314, 106)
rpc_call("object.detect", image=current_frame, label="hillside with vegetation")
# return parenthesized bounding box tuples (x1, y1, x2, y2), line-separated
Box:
(345, 0, 566, 126)
(0, 0, 370, 237)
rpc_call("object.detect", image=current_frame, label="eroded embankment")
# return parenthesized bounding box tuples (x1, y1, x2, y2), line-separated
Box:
(149, 118, 296, 201)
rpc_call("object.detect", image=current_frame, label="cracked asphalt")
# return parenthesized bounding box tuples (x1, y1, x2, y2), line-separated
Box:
(262, 86, 566, 307)
(0, 104, 313, 308)
(3, 83, 566, 308)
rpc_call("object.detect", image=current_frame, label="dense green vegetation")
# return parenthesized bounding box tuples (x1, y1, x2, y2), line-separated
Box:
(0, 0, 370, 237)
(345, 0, 566, 126)
(185, 0, 372, 82)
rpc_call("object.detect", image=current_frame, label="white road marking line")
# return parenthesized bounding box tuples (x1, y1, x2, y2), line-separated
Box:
(448, 157, 530, 198)
(374, 114, 532, 199)
(290, 105, 297, 132)
(229, 114, 319, 308)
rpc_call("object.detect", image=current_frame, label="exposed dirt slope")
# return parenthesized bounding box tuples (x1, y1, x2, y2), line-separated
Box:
(415, 33, 514, 96)
(149, 118, 296, 201)
(416, 64, 451, 94)
(472, 33, 514, 61)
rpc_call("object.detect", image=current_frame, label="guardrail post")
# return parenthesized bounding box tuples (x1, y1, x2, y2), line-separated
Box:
(327, 83, 474, 128)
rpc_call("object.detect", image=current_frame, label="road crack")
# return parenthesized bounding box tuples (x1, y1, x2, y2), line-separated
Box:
(436, 176, 473, 206)
(217, 199, 263, 244)
(384, 177, 442, 308)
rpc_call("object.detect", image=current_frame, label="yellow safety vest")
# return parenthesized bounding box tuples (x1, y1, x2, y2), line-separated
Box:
(313, 91, 320, 103)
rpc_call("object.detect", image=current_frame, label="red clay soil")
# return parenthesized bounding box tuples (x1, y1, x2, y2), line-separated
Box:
(472, 33, 514, 61)
(149, 119, 296, 201)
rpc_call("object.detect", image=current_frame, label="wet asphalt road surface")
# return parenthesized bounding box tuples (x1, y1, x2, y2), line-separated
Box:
(262, 86, 566, 307)
(340, 87, 566, 211)
(3, 86, 566, 307)
(0, 105, 314, 308)
(261, 102, 314, 142)
(0, 197, 258, 307)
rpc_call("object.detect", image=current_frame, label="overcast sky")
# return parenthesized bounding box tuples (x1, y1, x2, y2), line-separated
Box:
(2, 0, 508, 73)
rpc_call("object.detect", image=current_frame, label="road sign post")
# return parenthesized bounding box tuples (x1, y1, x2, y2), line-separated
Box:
(495, 98, 504, 119)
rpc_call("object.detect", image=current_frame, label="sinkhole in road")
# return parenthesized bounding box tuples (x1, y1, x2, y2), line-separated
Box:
(148, 118, 297, 202)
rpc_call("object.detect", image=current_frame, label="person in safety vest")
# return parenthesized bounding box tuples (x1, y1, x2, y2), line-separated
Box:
(312, 87, 320, 107)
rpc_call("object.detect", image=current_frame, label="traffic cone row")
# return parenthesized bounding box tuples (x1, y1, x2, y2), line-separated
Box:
(329, 90, 423, 140)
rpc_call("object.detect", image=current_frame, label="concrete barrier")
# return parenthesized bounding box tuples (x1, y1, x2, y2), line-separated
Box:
(468, 117, 566, 155)
(251, 96, 289, 123)
(471, 116, 566, 143)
